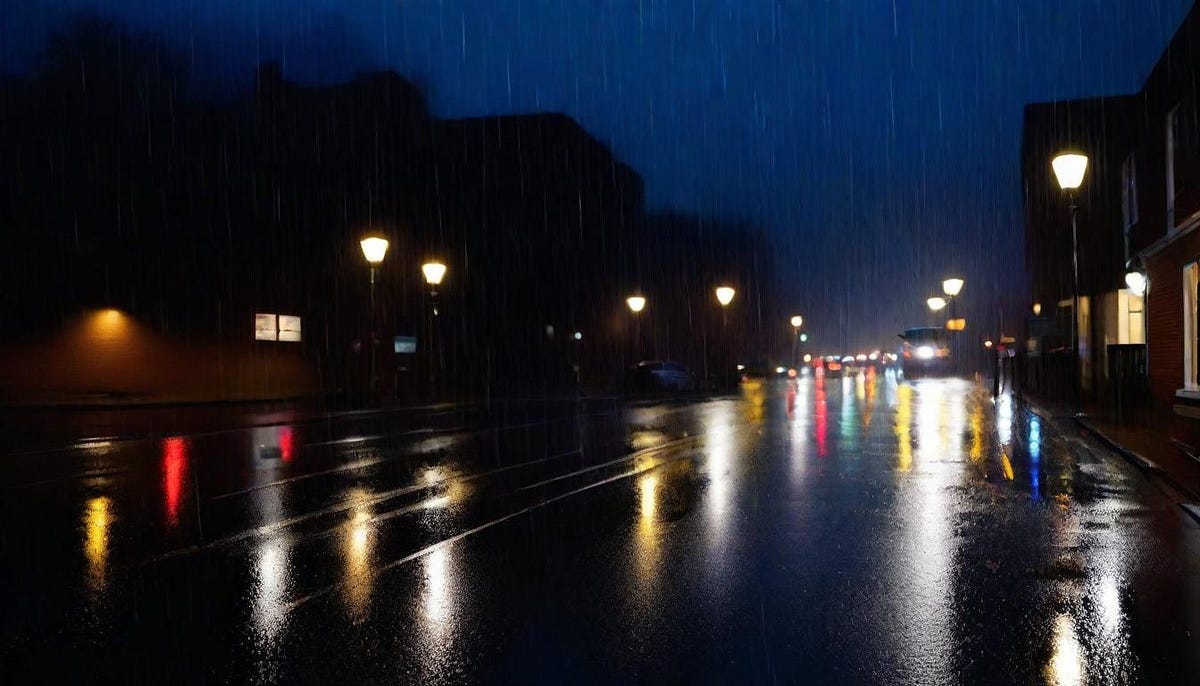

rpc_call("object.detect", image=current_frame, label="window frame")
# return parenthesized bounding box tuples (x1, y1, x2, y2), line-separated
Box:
(1184, 261, 1200, 390)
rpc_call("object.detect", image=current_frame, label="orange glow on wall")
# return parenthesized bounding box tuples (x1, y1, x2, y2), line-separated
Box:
(0, 309, 318, 403)
(162, 437, 188, 527)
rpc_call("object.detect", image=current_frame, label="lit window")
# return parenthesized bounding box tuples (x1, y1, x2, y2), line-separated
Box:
(255, 314, 278, 341)
(1185, 263, 1200, 389)
(278, 315, 302, 342)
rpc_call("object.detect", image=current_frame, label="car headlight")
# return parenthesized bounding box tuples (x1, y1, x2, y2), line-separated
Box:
(916, 346, 935, 360)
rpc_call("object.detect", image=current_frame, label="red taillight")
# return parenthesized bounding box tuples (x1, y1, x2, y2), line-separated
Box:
(828, 362, 842, 371)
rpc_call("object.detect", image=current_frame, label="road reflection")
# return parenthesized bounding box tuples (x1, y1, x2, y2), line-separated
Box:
(1048, 614, 1084, 685)
(161, 436, 188, 530)
(342, 487, 375, 621)
(83, 495, 112, 600)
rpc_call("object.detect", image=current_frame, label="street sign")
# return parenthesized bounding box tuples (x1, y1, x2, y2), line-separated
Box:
(394, 336, 417, 353)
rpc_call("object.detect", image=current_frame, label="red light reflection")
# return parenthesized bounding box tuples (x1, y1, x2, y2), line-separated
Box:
(162, 436, 188, 527)
(279, 426, 295, 463)
(815, 384, 828, 457)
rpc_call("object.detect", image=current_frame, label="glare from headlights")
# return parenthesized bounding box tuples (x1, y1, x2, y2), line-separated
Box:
(916, 345, 935, 360)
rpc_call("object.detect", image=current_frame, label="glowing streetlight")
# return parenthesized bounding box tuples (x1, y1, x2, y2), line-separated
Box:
(984, 340, 993, 348)
(421, 261, 447, 287)
(1125, 270, 1147, 297)
(1052, 152, 1089, 191)
(1052, 150, 1088, 413)
(360, 235, 389, 396)
(942, 278, 964, 297)
(715, 286, 736, 306)
(359, 236, 389, 265)
(927, 297, 947, 312)
(789, 314, 804, 367)
(626, 295, 646, 313)
(1033, 302, 1042, 317)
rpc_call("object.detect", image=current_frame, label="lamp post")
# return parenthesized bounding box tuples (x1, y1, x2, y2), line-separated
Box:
(625, 295, 646, 387)
(710, 285, 729, 386)
(790, 315, 803, 367)
(422, 261, 447, 395)
(942, 277, 964, 321)
(360, 236, 389, 398)
(1052, 150, 1089, 413)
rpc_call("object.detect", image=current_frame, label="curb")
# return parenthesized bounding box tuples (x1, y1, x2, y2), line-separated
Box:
(1016, 393, 1200, 502)
(1073, 416, 1200, 502)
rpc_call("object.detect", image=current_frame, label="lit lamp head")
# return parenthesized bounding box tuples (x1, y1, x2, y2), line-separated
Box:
(942, 278, 964, 297)
(360, 236, 389, 265)
(715, 286, 736, 307)
(1125, 270, 1147, 297)
(1033, 302, 1042, 317)
(422, 261, 447, 286)
(626, 295, 646, 313)
(927, 296, 947, 312)
(790, 315, 803, 328)
(1052, 151, 1089, 191)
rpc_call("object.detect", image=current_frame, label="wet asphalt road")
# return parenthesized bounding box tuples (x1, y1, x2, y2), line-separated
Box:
(3, 372, 1200, 684)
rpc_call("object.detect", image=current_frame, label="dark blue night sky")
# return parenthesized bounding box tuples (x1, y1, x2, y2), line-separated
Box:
(2, 1, 1191, 349)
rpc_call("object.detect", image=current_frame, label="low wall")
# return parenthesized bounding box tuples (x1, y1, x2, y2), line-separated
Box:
(0, 310, 318, 405)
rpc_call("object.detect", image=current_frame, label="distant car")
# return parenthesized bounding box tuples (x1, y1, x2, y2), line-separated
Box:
(821, 356, 844, 377)
(899, 327, 952, 378)
(626, 361, 696, 392)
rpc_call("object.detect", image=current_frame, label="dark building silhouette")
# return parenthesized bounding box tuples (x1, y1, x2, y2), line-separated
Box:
(0, 20, 780, 404)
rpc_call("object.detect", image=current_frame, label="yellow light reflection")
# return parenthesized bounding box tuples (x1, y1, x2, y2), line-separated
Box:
(1047, 614, 1085, 685)
(1000, 451, 1015, 481)
(83, 496, 112, 595)
(343, 489, 374, 619)
(640, 473, 659, 528)
(969, 400, 984, 463)
(895, 384, 913, 472)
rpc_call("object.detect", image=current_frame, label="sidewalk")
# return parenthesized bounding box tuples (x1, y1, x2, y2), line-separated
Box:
(1018, 392, 1200, 501)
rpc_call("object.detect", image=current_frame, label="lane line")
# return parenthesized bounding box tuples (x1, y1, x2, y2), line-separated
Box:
(279, 442, 699, 615)
(137, 447, 589, 565)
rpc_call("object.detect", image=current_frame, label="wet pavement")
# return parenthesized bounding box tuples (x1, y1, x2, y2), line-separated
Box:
(2, 372, 1200, 683)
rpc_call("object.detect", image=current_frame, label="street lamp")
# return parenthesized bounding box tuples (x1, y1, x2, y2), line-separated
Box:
(715, 286, 736, 307)
(1032, 302, 1042, 317)
(422, 261, 447, 288)
(1125, 256, 1147, 297)
(626, 294, 646, 364)
(926, 296, 947, 312)
(942, 278, 964, 297)
(790, 314, 803, 366)
(422, 261, 447, 394)
(1052, 150, 1088, 413)
(360, 235, 389, 396)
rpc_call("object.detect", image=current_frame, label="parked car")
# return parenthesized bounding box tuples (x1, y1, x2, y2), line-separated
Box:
(626, 361, 696, 392)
